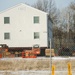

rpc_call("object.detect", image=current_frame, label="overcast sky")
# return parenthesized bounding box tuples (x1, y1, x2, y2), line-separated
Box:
(55, 0, 74, 9)
(0, 0, 74, 11)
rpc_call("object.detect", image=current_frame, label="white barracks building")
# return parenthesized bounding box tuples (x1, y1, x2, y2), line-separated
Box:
(0, 3, 53, 53)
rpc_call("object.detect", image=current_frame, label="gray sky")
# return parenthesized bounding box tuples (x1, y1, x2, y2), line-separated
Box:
(0, 0, 74, 11)
(55, 0, 74, 9)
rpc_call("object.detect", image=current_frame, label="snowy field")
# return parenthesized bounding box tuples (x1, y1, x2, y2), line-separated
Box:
(0, 57, 75, 75)
(0, 71, 75, 75)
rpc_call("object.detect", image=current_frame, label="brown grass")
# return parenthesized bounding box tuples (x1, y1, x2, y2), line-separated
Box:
(0, 58, 75, 71)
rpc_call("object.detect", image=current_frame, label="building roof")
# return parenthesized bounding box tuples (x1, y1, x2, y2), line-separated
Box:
(0, 3, 48, 15)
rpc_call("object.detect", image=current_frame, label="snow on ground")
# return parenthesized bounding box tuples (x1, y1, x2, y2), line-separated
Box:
(0, 56, 75, 60)
(0, 71, 75, 75)
(52, 56, 75, 60)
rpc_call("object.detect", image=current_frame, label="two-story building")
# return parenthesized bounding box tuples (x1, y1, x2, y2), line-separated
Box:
(0, 3, 53, 55)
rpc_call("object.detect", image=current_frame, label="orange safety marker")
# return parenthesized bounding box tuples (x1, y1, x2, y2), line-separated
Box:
(68, 63, 72, 75)
(52, 65, 55, 75)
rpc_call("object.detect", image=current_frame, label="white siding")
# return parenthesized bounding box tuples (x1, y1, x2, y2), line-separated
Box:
(0, 4, 48, 47)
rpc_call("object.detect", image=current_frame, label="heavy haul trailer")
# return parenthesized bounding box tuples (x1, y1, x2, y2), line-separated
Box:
(0, 44, 55, 58)
(0, 44, 41, 58)
(8, 44, 45, 57)
(22, 44, 40, 58)
(0, 44, 56, 58)
(8, 46, 46, 56)
(22, 50, 37, 58)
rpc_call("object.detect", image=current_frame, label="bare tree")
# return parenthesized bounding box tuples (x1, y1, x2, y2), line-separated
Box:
(69, 1, 75, 45)
(70, 2, 75, 10)
(33, 0, 43, 11)
(57, 1, 75, 47)
(33, 0, 58, 23)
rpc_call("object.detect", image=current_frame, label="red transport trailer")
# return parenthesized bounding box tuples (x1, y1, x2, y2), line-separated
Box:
(22, 44, 40, 58)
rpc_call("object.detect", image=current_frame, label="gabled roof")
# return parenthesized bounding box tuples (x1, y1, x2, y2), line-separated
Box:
(0, 3, 48, 15)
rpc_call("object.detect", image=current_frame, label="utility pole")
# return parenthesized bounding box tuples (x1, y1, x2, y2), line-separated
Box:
(50, 39, 52, 75)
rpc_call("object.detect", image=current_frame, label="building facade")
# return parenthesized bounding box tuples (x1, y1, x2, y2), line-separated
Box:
(0, 3, 53, 50)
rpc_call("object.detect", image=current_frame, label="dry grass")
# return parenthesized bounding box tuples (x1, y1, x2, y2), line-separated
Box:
(52, 59, 75, 71)
(0, 58, 75, 71)
(0, 58, 50, 71)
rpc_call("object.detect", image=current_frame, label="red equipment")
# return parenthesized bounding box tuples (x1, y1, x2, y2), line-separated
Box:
(22, 44, 40, 58)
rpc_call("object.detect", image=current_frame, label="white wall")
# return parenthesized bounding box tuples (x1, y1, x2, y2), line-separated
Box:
(0, 4, 48, 47)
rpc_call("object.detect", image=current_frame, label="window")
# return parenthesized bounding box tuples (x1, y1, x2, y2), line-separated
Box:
(34, 32, 39, 39)
(4, 17, 10, 24)
(4, 33, 10, 40)
(34, 16, 39, 23)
